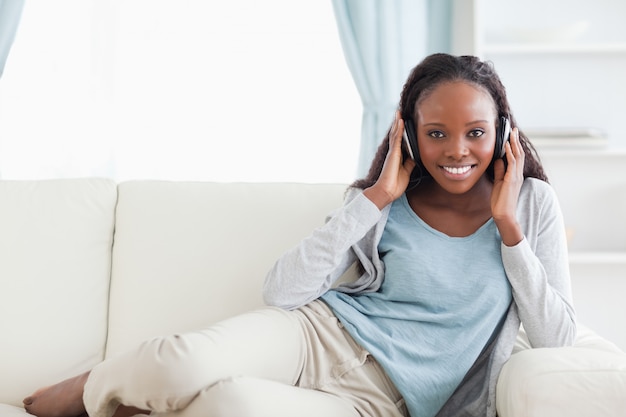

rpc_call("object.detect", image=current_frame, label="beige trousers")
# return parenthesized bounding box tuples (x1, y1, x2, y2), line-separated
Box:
(83, 300, 408, 417)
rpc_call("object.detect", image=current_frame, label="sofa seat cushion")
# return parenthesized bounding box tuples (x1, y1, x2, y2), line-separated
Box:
(0, 403, 29, 417)
(496, 326, 626, 417)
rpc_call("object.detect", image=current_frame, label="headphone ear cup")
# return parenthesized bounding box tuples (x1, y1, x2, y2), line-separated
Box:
(493, 117, 510, 163)
(411, 120, 420, 161)
(493, 123, 503, 163)
(404, 118, 420, 161)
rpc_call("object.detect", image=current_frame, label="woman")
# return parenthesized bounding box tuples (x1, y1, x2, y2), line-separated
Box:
(24, 53, 576, 417)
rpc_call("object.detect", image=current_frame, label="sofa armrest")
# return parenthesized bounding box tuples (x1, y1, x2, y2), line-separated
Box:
(497, 325, 626, 417)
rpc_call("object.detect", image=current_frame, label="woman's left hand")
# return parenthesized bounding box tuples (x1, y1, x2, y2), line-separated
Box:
(491, 127, 525, 246)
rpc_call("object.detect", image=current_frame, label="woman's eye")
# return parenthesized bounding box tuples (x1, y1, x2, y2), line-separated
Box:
(468, 129, 485, 138)
(428, 130, 445, 139)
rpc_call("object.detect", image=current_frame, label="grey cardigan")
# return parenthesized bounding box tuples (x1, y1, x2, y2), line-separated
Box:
(263, 178, 576, 417)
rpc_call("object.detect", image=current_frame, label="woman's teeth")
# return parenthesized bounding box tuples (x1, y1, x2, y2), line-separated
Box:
(443, 166, 472, 175)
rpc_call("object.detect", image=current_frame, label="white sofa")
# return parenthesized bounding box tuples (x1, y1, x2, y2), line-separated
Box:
(1, 179, 625, 416)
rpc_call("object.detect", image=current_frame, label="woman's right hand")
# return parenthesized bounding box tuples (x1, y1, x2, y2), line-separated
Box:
(363, 111, 416, 209)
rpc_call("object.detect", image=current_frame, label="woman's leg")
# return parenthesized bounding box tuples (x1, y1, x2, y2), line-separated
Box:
(155, 299, 408, 417)
(24, 307, 305, 417)
(157, 376, 361, 417)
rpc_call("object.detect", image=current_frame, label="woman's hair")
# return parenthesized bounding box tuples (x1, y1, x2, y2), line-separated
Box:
(352, 53, 547, 189)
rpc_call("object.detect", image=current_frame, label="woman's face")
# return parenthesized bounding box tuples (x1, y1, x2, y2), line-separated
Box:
(415, 81, 498, 195)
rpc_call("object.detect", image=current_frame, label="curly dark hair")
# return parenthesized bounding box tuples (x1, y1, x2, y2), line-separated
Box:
(352, 53, 547, 190)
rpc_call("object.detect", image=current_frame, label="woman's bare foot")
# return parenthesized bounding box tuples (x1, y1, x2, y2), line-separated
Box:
(23, 372, 89, 417)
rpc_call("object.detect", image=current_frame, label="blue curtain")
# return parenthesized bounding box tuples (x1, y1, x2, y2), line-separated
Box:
(0, 0, 25, 79)
(331, 0, 451, 176)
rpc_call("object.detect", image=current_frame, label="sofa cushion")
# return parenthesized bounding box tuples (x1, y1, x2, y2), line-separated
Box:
(0, 179, 117, 407)
(0, 404, 28, 417)
(106, 181, 347, 358)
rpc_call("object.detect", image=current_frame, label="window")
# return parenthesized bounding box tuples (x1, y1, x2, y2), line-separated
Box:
(0, 0, 362, 183)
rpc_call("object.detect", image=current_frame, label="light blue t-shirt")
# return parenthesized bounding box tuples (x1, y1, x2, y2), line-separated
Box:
(322, 194, 512, 417)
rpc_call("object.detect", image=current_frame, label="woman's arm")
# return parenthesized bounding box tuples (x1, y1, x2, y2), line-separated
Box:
(264, 112, 414, 310)
(491, 129, 575, 346)
(502, 180, 577, 347)
(262, 189, 382, 310)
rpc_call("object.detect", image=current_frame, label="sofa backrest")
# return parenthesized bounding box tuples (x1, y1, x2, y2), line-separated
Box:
(105, 181, 347, 358)
(0, 179, 117, 407)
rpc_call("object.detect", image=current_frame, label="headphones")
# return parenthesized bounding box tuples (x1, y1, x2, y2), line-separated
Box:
(402, 116, 511, 165)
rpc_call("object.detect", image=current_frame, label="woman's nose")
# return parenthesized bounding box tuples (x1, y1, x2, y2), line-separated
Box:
(445, 137, 469, 158)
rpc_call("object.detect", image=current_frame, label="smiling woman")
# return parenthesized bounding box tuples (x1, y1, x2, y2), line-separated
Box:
(0, 0, 361, 183)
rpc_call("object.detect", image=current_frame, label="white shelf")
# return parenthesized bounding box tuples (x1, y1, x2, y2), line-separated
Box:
(569, 252, 626, 265)
(483, 42, 626, 55)
(531, 138, 608, 149)
(538, 148, 626, 157)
